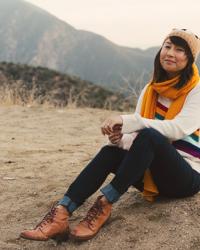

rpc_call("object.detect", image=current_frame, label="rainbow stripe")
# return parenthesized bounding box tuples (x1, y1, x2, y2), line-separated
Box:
(155, 101, 200, 159)
(155, 102, 167, 120)
(172, 140, 200, 158)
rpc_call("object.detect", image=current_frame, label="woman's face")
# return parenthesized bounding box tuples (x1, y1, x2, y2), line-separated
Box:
(160, 38, 188, 78)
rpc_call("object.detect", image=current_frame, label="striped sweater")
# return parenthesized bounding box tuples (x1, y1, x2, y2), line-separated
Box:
(156, 100, 200, 160)
(117, 82, 200, 173)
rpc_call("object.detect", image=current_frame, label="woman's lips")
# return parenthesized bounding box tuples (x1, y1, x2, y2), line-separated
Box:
(164, 59, 176, 64)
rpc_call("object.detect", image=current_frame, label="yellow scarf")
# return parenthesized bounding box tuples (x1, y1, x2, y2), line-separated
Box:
(141, 64, 200, 202)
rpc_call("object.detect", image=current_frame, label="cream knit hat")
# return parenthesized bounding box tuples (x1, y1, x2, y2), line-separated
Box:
(165, 28, 200, 60)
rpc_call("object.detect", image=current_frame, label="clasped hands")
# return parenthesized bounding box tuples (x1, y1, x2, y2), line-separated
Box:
(101, 115, 123, 144)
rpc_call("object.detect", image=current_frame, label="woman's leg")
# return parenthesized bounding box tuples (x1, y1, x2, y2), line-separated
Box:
(101, 128, 200, 202)
(70, 128, 200, 241)
(58, 145, 127, 213)
(20, 145, 127, 241)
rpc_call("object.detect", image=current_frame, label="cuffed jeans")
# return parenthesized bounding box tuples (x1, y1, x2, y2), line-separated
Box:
(59, 128, 200, 213)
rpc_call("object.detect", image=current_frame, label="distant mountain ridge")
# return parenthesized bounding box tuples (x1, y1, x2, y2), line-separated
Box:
(0, 0, 199, 90)
(0, 0, 156, 89)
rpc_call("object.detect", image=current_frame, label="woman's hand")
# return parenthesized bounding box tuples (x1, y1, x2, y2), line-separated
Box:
(108, 132, 123, 144)
(101, 115, 123, 135)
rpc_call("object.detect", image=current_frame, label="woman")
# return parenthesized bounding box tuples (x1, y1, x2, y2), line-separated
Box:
(20, 28, 200, 241)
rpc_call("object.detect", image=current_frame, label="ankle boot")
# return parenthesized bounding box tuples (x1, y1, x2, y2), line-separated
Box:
(20, 205, 69, 241)
(70, 196, 112, 241)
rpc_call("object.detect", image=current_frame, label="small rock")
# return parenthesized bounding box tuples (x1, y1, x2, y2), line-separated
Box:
(3, 177, 16, 180)
(5, 160, 15, 164)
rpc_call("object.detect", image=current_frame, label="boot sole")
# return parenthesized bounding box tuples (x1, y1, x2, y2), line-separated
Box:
(52, 230, 69, 242)
(69, 215, 111, 241)
(20, 234, 48, 241)
(20, 229, 69, 242)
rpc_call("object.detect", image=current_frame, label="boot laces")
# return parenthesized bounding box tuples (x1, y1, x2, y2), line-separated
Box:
(35, 205, 58, 229)
(82, 198, 104, 228)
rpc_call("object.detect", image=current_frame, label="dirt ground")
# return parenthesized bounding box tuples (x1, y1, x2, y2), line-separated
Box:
(1, 105, 200, 250)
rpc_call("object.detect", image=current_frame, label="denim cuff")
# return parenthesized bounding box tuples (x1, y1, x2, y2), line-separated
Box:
(100, 183, 121, 203)
(58, 195, 78, 213)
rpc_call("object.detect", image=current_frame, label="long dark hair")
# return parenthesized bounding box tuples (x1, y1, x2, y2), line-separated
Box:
(151, 36, 194, 89)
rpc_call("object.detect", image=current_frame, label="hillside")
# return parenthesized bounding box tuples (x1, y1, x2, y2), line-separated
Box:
(1, 0, 199, 90)
(0, 0, 156, 89)
(0, 62, 132, 110)
(1, 106, 200, 250)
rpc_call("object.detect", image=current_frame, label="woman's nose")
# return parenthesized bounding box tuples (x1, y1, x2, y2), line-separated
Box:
(166, 48, 175, 57)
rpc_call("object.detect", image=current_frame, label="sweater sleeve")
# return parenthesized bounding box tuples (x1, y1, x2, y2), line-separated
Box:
(121, 84, 200, 141)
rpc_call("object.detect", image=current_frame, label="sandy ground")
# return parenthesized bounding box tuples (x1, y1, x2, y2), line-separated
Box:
(1, 105, 200, 250)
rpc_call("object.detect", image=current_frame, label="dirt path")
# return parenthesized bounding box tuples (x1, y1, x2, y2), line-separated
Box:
(1, 106, 200, 250)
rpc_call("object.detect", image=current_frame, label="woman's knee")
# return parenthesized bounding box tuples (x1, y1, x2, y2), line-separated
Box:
(99, 145, 116, 155)
(99, 145, 124, 155)
(137, 128, 168, 144)
(95, 145, 125, 165)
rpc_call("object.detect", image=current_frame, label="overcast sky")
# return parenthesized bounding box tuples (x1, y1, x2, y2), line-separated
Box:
(26, 0, 200, 49)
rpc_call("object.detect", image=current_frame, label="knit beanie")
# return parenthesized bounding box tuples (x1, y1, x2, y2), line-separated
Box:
(165, 28, 200, 60)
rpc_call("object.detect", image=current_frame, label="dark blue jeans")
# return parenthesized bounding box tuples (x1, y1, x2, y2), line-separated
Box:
(59, 128, 200, 213)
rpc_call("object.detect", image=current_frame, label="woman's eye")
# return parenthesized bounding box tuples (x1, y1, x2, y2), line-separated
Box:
(176, 48, 185, 52)
(164, 45, 171, 49)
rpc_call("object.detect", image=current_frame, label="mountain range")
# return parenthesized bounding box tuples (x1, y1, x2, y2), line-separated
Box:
(0, 0, 199, 91)
(0, 0, 156, 90)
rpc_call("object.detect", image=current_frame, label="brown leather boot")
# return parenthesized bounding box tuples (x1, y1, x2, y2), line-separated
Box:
(70, 196, 112, 241)
(20, 205, 69, 241)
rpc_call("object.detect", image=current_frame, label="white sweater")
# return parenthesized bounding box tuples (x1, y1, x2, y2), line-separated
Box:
(113, 82, 200, 173)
